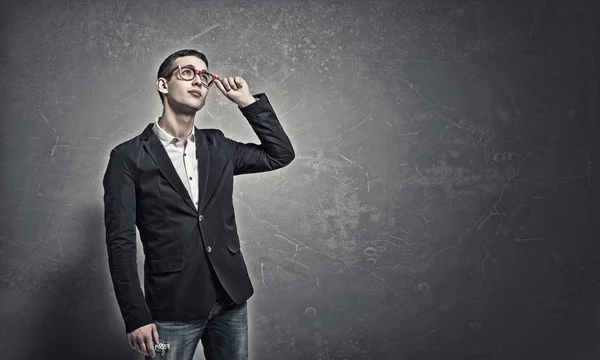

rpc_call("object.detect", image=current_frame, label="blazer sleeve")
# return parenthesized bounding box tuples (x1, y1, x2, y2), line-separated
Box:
(223, 93, 295, 175)
(103, 147, 153, 334)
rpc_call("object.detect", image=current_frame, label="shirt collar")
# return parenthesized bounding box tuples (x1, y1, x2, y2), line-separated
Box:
(153, 117, 196, 147)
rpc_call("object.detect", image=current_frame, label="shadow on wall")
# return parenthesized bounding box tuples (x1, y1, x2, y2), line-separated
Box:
(24, 202, 138, 360)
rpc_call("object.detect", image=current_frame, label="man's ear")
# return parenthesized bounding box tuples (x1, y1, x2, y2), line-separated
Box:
(157, 78, 168, 97)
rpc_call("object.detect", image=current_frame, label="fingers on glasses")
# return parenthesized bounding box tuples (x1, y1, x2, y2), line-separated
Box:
(220, 77, 243, 91)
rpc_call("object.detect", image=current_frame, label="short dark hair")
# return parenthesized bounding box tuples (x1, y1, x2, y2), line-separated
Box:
(156, 49, 209, 102)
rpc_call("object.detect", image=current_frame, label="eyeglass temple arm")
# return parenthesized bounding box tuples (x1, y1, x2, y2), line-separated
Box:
(207, 71, 220, 80)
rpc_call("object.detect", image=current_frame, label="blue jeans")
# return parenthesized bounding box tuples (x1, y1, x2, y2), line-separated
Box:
(146, 296, 248, 360)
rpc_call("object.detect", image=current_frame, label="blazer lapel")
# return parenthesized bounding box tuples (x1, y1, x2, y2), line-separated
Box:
(195, 127, 210, 211)
(142, 124, 197, 213)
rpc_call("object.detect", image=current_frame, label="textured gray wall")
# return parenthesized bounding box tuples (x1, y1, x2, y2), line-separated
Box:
(1, 0, 599, 359)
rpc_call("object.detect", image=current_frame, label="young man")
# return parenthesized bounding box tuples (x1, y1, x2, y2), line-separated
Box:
(102, 49, 295, 359)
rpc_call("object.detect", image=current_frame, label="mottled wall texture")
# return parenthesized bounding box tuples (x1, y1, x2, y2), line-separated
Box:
(1, 0, 599, 359)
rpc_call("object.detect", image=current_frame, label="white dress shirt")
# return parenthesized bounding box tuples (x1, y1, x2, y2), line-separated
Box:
(152, 117, 199, 210)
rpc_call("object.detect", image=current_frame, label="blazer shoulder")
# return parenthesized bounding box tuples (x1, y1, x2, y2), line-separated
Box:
(198, 128, 225, 148)
(109, 131, 146, 151)
(107, 135, 143, 164)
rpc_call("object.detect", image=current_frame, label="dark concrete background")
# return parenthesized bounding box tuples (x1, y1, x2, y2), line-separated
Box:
(1, 0, 599, 359)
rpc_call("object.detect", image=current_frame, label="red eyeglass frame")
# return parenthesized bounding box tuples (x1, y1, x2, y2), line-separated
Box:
(164, 65, 220, 87)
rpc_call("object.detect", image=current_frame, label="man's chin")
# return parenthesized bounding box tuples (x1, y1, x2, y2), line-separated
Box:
(183, 100, 205, 112)
(168, 97, 206, 114)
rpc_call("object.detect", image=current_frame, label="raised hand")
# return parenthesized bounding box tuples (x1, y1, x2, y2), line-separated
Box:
(214, 76, 256, 108)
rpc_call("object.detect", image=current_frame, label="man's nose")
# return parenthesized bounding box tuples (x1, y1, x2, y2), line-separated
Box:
(191, 73, 202, 86)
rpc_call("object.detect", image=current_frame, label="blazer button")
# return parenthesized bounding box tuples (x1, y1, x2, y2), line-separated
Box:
(206, 246, 212, 252)
(199, 215, 204, 221)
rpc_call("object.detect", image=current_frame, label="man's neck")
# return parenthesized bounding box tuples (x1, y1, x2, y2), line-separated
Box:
(158, 106, 196, 140)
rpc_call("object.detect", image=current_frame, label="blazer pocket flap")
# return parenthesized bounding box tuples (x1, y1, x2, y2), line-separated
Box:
(225, 236, 240, 254)
(147, 256, 185, 274)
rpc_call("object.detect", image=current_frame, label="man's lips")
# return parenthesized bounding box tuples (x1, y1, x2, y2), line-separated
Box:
(188, 90, 202, 96)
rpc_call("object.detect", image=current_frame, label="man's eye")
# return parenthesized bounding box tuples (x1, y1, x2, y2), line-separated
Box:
(182, 69, 193, 76)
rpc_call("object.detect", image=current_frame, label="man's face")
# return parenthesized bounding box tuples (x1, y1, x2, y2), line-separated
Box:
(158, 55, 210, 113)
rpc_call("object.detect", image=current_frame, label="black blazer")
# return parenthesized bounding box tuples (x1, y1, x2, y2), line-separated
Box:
(102, 93, 294, 333)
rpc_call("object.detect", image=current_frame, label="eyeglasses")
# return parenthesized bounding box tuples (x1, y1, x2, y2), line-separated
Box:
(164, 65, 219, 88)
